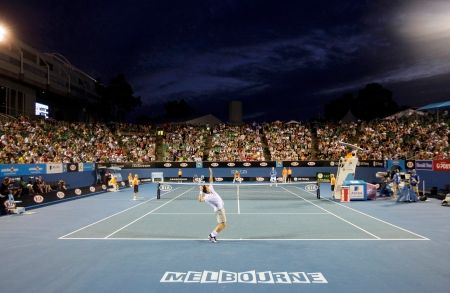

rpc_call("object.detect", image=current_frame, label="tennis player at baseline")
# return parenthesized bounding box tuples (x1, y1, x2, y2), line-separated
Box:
(198, 167, 227, 243)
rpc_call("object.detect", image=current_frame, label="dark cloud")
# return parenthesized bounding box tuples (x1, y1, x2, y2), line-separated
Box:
(2, 0, 450, 120)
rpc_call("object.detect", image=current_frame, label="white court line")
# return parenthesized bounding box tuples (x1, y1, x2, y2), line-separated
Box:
(60, 237, 429, 241)
(104, 187, 195, 239)
(293, 186, 430, 240)
(147, 212, 328, 215)
(59, 188, 180, 239)
(237, 186, 241, 214)
(282, 187, 381, 239)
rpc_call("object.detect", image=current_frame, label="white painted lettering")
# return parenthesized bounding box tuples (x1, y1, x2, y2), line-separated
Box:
(160, 272, 186, 282)
(238, 270, 256, 283)
(289, 272, 311, 283)
(219, 270, 237, 283)
(308, 272, 328, 283)
(273, 272, 292, 284)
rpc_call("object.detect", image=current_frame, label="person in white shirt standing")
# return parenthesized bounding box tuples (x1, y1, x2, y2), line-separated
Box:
(198, 167, 227, 243)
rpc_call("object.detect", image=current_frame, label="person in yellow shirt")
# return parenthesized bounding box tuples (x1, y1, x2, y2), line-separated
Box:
(128, 173, 133, 187)
(282, 167, 288, 183)
(330, 174, 336, 192)
(287, 167, 293, 183)
(109, 175, 119, 191)
(132, 174, 139, 200)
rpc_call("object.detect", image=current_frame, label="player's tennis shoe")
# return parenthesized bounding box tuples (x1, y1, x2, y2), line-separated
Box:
(208, 234, 218, 243)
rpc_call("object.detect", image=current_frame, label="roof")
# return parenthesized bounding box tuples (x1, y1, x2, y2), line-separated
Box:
(184, 114, 221, 125)
(417, 101, 450, 111)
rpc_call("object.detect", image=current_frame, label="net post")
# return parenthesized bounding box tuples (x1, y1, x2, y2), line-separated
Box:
(157, 182, 161, 199)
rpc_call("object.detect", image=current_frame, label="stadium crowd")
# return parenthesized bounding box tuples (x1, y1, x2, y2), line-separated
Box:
(207, 124, 265, 161)
(264, 121, 313, 161)
(0, 113, 449, 163)
(0, 116, 156, 164)
(161, 125, 207, 162)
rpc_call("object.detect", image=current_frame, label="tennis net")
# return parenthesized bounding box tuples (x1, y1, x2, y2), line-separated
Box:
(156, 181, 319, 201)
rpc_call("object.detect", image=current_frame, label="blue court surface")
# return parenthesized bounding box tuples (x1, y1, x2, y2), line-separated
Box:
(1, 182, 449, 293)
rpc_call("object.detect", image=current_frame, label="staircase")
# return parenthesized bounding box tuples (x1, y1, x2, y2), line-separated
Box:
(260, 128, 271, 161)
(202, 131, 213, 161)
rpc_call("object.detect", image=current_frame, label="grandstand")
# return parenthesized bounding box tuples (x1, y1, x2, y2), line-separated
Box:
(1, 113, 448, 164)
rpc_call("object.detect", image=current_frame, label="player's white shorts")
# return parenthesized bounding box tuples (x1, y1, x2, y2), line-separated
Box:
(216, 209, 227, 223)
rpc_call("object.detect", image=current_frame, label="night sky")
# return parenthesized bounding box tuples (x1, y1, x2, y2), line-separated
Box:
(2, 0, 450, 121)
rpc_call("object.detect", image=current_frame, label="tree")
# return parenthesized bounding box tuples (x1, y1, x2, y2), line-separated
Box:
(324, 93, 353, 120)
(351, 83, 398, 120)
(101, 74, 141, 121)
(164, 99, 193, 120)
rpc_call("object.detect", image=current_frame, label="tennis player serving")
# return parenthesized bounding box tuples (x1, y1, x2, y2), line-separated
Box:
(198, 167, 227, 243)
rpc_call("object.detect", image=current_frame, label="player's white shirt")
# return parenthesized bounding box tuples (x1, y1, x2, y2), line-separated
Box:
(204, 184, 224, 212)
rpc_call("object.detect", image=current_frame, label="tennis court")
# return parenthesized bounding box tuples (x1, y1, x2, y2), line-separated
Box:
(1, 182, 449, 293)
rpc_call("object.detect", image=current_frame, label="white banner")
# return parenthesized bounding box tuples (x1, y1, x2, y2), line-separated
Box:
(46, 163, 63, 174)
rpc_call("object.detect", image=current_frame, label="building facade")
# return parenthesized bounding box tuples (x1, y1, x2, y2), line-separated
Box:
(0, 37, 98, 120)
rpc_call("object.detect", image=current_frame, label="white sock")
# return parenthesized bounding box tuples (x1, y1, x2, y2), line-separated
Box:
(210, 231, 217, 237)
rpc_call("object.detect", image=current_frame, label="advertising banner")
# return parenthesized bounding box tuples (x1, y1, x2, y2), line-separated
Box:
(66, 163, 79, 172)
(82, 163, 96, 172)
(415, 160, 433, 171)
(0, 164, 46, 177)
(433, 159, 450, 172)
(316, 172, 331, 183)
(46, 163, 63, 174)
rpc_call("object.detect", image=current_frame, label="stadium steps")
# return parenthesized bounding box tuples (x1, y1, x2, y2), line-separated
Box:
(260, 129, 272, 161)
(155, 135, 165, 161)
(310, 125, 319, 159)
(202, 132, 213, 161)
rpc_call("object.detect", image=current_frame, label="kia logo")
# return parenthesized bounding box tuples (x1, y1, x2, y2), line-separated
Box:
(101, 185, 107, 190)
(215, 177, 224, 182)
(211, 163, 219, 167)
(159, 184, 173, 191)
(307, 162, 315, 166)
(75, 189, 82, 195)
(330, 162, 335, 166)
(69, 164, 77, 171)
(121, 182, 126, 186)
(227, 163, 235, 167)
(243, 162, 251, 167)
(260, 162, 268, 166)
(305, 184, 319, 191)
(180, 163, 188, 167)
(407, 161, 414, 168)
(164, 163, 172, 167)
(256, 177, 264, 182)
(56, 191, 65, 199)
(290, 162, 299, 166)
(89, 186, 96, 192)
(34, 195, 44, 203)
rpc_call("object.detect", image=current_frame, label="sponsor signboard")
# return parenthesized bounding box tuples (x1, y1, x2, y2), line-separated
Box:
(415, 160, 433, 171)
(46, 163, 63, 174)
(0, 164, 46, 177)
(433, 159, 450, 172)
(349, 185, 365, 199)
(67, 163, 79, 172)
(405, 160, 415, 170)
(82, 163, 96, 171)
(316, 172, 331, 183)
